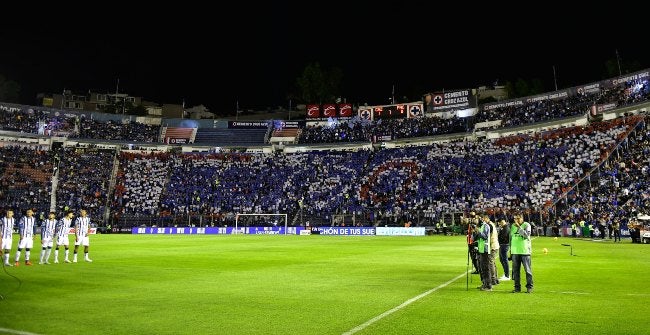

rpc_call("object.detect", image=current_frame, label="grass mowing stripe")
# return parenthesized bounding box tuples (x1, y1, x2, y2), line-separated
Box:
(0, 327, 42, 335)
(342, 271, 467, 335)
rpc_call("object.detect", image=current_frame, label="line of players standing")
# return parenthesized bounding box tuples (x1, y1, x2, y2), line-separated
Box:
(1, 208, 93, 266)
(466, 211, 533, 293)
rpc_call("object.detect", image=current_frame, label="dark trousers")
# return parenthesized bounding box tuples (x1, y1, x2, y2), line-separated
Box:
(479, 252, 493, 289)
(512, 254, 533, 291)
(499, 244, 510, 278)
(614, 229, 621, 242)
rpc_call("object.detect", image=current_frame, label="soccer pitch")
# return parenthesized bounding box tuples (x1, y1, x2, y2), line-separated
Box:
(0, 234, 648, 335)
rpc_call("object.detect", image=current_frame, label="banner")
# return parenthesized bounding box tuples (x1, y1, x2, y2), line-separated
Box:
(576, 83, 601, 95)
(67, 228, 97, 235)
(408, 104, 424, 118)
(167, 138, 188, 144)
(322, 104, 337, 117)
(424, 89, 476, 112)
(311, 226, 375, 235)
(611, 70, 649, 86)
(0, 104, 23, 113)
(227, 121, 269, 129)
(338, 103, 353, 117)
(132, 226, 303, 235)
(272, 120, 305, 129)
(375, 227, 425, 236)
(524, 90, 569, 103)
(306, 104, 321, 118)
(359, 108, 373, 121)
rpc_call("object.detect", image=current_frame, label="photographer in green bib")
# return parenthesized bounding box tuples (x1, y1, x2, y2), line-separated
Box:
(510, 214, 533, 293)
(475, 214, 493, 291)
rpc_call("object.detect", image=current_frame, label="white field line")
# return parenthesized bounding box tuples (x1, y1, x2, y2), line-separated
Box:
(342, 271, 467, 335)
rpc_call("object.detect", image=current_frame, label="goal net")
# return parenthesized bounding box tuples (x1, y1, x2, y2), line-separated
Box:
(235, 213, 289, 234)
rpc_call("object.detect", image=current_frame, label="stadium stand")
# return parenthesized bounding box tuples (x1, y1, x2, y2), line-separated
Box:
(0, 70, 648, 232)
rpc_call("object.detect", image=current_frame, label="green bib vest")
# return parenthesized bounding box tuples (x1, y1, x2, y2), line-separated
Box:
(510, 222, 531, 255)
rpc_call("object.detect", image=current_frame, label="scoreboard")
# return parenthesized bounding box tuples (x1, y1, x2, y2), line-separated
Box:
(372, 104, 407, 120)
(358, 103, 424, 121)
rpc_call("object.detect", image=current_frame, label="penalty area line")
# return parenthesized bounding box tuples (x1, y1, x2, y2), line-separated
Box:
(342, 271, 467, 335)
(0, 328, 43, 335)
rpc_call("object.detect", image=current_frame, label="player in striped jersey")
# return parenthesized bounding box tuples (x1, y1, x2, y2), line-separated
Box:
(39, 211, 58, 264)
(15, 208, 36, 266)
(73, 208, 92, 263)
(1, 209, 15, 266)
(54, 211, 74, 263)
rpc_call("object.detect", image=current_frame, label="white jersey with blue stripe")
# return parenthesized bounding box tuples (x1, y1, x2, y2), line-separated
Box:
(19, 216, 36, 238)
(56, 218, 73, 239)
(75, 217, 91, 237)
(42, 219, 57, 239)
(1, 217, 14, 239)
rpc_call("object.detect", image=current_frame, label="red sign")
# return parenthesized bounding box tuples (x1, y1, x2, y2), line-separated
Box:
(306, 105, 320, 118)
(338, 103, 353, 117)
(323, 104, 336, 117)
(67, 228, 97, 235)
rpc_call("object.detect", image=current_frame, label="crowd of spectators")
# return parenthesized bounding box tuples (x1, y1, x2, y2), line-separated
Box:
(0, 107, 160, 142)
(156, 150, 370, 222)
(114, 152, 171, 215)
(552, 117, 649, 235)
(55, 147, 116, 220)
(0, 108, 75, 135)
(298, 116, 468, 144)
(103, 116, 640, 227)
(475, 79, 650, 128)
(71, 119, 160, 142)
(0, 144, 53, 215)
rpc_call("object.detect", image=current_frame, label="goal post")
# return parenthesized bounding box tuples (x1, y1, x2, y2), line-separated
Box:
(235, 213, 289, 234)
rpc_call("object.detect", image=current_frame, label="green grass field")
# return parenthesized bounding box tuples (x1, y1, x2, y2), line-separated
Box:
(0, 234, 649, 335)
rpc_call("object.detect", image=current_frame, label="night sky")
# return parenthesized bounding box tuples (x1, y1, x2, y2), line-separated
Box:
(1, 4, 648, 116)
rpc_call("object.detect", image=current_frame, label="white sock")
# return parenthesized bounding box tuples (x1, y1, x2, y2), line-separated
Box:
(15, 250, 21, 262)
(73, 253, 77, 261)
(46, 249, 52, 261)
(40, 249, 45, 262)
(55, 249, 59, 260)
(84, 252, 90, 259)
(65, 250, 69, 260)
(3, 253, 8, 264)
(25, 251, 30, 261)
